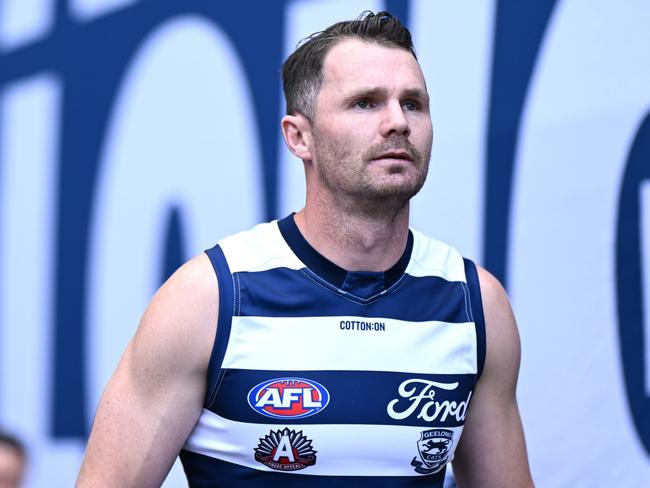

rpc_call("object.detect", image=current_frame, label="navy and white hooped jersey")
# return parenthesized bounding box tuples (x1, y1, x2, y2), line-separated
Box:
(179, 214, 486, 487)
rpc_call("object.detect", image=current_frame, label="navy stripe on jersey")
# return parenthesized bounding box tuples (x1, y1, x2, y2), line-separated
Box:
(179, 450, 446, 488)
(463, 258, 486, 379)
(210, 369, 475, 428)
(204, 245, 235, 408)
(237, 267, 471, 323)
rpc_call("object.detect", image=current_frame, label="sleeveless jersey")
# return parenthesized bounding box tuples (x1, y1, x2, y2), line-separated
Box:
(179, 215, 486, 487)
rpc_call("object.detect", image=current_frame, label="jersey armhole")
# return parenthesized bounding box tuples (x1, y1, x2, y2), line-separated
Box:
(203, 244, 235, 408)
(463, 258, 487, 380)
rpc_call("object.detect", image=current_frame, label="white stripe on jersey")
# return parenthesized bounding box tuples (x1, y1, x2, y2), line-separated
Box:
(183, 408, 464, 477)
(219, 222, 469, 285)
(221, 316, 477, 374)
(406, 229, 467, 282)
(219, 221, 304, 273)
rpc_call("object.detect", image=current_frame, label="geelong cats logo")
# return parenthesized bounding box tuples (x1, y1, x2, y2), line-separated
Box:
(411, 429, 454, 474)
(248, 378, 330, 419)
(254, 428, 317, 471)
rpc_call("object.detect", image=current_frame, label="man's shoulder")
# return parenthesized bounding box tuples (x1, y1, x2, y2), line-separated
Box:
(408, 229, 509, 310)
(151, 253, 218, 313)
(408, 227, 469, 283)
(213, 219, 303, 273)
(474, 265, 512, 315)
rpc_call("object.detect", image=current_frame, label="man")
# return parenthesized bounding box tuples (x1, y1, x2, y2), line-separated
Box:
(0, 431, 26, 488)
(77, 11, 533, 487)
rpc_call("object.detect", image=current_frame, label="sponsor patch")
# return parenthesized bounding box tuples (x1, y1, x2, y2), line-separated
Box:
(387, 378, 472, 423)
(411, 429, 454, 474)
(254, 428, 317, 471)
(248, 377, 330, 419)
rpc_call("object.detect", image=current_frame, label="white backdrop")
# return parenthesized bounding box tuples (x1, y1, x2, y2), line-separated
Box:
(0, 1, 649, 486)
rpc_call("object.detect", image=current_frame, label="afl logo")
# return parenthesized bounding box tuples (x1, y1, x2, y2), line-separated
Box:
(247, 378, 330, 419)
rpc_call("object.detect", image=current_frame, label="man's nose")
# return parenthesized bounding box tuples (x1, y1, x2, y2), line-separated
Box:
(379, 100, 410, 138)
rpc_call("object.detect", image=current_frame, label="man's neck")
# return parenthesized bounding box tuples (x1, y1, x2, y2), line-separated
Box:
(294, 197, 411, 272)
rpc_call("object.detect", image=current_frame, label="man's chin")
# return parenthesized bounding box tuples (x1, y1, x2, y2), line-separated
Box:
(358, 181, 425, 206)
(366, 174, 427, 199)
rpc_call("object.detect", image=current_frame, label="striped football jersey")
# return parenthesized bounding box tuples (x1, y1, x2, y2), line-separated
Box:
(179, 215, 486, 487)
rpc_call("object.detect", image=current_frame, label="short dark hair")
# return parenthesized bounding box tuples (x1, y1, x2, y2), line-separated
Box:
(0, 431, 25, 460)
(282, 11, 416, 121)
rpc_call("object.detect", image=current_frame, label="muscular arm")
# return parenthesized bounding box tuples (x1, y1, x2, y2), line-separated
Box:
(453, 266, 534, 487)
(77, 254, 218, 488)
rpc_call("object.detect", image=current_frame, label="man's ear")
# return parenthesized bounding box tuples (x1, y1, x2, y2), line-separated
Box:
(281, 114, 313, 161)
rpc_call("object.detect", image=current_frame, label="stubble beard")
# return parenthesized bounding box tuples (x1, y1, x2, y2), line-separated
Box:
(313, 134, 431, 218)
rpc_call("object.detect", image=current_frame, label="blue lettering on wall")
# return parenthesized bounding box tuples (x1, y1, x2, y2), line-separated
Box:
(161, 207, 186, 284)
(7, 0, 645, 456)
(0, 0, 554, 441)
(483, 0, 556, 286)
(617, 111, 650, 457)
(43, 2, 285, 437)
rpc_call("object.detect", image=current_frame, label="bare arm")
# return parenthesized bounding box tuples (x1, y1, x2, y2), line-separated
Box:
(453, 266, 534, 487)
(77, 254, 218, 487)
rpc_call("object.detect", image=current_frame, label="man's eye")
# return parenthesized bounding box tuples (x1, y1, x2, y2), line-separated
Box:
(403, 101, 419, 111)
(354, 99, 372, 109)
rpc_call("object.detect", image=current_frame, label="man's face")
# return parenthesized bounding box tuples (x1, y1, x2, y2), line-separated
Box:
(0, 445, 23, 488)
(309, 38, 433, 208)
